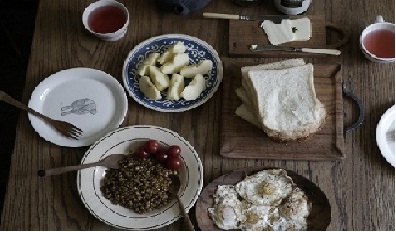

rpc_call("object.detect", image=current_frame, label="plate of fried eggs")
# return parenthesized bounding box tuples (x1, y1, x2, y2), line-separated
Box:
(195, 168, 331, 231)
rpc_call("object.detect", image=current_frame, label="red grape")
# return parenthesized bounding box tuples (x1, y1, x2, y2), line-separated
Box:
(155, 150, 169, 163)
(167, 145, 181, 158)
(166, 157, 182, 170)
(137, 146, 150, 158)
(144, 140, 160, 154)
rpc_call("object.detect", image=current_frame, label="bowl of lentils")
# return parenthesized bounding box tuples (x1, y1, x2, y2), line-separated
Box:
(77, 125, 203, 230)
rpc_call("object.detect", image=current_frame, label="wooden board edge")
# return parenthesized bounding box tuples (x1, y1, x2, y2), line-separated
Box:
(334, 64, 346, 159)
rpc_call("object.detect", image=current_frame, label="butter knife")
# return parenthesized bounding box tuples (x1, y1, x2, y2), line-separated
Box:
(203, 12, 289, 23)
(250, 45, 341, 55)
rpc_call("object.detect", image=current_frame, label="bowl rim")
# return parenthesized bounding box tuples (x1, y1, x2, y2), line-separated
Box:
(82, 0, 130, 36)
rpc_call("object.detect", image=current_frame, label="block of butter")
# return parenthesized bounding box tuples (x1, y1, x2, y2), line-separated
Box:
(261, 18, 312, 45)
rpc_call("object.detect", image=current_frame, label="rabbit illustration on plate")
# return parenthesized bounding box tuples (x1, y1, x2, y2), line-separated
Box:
(61, 98, 97, 116)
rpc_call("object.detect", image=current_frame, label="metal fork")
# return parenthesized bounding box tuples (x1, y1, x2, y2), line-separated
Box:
(0, 90, 82, 139)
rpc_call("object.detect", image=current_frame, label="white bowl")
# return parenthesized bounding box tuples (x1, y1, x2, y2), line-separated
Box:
(77, 125, 203, 230)
(82, 0, 129, 41)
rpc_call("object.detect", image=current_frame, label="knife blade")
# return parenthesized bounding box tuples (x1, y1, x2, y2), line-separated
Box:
(250, 45, 341, 55)
(203, 12, 289, 23)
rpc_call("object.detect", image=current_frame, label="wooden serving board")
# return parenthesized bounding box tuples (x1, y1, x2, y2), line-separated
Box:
(220, 61, 345, 160)
(229, 15, 329, 58)
(195, 167, 331, 231)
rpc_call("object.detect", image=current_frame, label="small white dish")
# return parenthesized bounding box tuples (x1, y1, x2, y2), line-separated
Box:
(376, 105, 395, 166)
(273, 0, 312, 15)
(77, 125, 203, 230)
(82, 0, 130, 41)
(122, 34, 223, 112)
(28, 67, 128, 147)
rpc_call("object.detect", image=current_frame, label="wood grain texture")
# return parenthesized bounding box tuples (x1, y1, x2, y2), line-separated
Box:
(0, 0, 394, 231)
(220, 61, 345, 160)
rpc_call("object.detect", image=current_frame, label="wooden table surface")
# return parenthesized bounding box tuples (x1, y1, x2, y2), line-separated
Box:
(1, 0, 394, 230)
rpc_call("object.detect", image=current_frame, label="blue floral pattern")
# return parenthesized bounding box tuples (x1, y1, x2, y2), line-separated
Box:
(122, 34, 223, 112)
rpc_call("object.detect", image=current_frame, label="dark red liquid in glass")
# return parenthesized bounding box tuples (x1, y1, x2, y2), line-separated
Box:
(363, 29, 395, 58)
(88, 6, 127, 34)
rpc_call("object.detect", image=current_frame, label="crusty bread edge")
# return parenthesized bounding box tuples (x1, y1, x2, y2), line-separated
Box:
(263, 101, 328, 142)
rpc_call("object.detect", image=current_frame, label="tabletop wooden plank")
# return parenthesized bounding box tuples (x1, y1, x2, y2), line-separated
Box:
(1, 0, 394, 230)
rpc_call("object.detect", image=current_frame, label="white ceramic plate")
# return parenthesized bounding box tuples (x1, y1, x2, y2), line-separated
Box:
(122, 34, 223, 112)
(376, 105, 395, 167)
(77, 125, 203, 230)
(28, 67, 128, 147)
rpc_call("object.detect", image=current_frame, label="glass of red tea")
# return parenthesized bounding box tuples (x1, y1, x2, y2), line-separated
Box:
(82, 0, 129, 41)
(360, 15, 395, 63)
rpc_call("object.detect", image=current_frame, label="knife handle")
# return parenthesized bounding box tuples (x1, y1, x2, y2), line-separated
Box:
(203, 12, 239, 20)
(301, 48, 341, 55)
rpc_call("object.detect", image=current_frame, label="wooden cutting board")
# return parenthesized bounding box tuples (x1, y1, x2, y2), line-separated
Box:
(220, 61, 345, 160)
(228, 15, 345, 57)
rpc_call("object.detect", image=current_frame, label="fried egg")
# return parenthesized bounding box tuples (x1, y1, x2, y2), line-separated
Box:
(209, 169, 312, 231)
(208, 185, 245, 230)
(235, 169, 293, 205)
(239, 204, 280, 231)
(278, 187, 310, 220)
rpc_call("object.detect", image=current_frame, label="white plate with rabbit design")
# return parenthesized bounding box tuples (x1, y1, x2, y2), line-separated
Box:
(28, 67, 128, 147)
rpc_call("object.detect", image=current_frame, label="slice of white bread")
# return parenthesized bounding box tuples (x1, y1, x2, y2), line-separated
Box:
(235, 104, 261, 128)
(235, 59, 306, 126)
(245, 63, 326, 141)
(238, 59, 306, 108)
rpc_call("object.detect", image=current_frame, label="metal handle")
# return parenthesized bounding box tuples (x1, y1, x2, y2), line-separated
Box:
(325, 23, 349, 49)
(38, 161, 102, 176)
(342, 83, 365, 138)
(177, 196, 195, 230)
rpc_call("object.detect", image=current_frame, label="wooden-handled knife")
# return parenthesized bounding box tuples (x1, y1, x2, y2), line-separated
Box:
(203, 12, 289, 23)
(250, 45, 341, 55)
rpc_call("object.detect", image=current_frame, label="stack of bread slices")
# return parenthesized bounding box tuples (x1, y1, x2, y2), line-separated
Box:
(235, 59, 327, 142)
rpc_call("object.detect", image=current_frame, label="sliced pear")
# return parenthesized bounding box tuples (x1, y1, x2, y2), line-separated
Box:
(179, 59, 213, 78)
(171, 41, 187, 54)
(145, 52, 160, 65)
(158, 50, 174, 65)
(181, 74, 206, 100)
(139, 76, 161, 100)
(149, 66, 170, 91)
(158, 42, 187, 64)
(160, 53, 189, 74)
(137, 53, 160, 76)
(167, 74, 185, 100)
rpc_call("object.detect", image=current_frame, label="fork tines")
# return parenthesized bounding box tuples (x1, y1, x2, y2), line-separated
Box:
(69, 126, 83, 140)
(53, 120, 83, 140)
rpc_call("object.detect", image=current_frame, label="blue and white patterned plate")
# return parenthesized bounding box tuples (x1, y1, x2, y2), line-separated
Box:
(122, 34, 223, 112)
